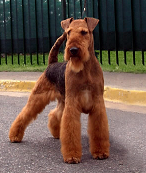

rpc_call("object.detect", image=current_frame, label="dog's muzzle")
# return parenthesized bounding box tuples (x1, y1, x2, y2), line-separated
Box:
(70, 47, 79, 56)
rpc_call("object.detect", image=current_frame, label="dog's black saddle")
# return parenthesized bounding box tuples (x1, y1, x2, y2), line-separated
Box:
(45, 62, 67, 95)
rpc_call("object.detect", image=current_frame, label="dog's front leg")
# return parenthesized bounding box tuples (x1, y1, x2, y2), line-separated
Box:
(60, 104, 82, 164)
(88, 96, 110, 160)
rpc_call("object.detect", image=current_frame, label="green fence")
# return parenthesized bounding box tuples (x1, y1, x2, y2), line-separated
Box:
(0, 0, 146, 65)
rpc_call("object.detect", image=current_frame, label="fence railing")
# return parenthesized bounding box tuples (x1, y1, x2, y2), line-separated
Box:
(0, 0, 146, 65)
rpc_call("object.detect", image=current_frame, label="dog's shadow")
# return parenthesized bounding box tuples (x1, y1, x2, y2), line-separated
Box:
(20, 134, 128, 164)
(81, 134, 143, 172)
(21, 136, 62, 160)
(81, 134, 128, 162)
(11, 133, 143, 173)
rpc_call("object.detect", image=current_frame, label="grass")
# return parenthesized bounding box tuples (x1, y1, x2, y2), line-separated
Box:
(0, 51, 146, 73)
(0, 53, 64, 72)
(98, 51, 146, 73)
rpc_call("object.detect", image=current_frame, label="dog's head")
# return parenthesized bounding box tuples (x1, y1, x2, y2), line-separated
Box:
(61, 18, 99, 73)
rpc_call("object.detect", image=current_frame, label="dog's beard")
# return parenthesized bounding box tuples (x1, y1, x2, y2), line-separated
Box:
(64, 47, 90, 73)
(69, 57, 84, 73)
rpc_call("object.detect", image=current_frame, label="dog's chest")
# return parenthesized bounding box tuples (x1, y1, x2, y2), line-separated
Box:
(80, 90, 93, 113)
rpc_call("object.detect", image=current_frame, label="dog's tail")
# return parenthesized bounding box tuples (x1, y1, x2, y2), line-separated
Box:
(48, 32, 67, 64)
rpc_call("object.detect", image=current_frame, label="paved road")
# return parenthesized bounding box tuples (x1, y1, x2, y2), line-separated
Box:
(0, 93, 146, 173)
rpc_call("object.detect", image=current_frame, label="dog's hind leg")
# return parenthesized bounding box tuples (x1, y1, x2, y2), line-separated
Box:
(48, 99, 64, 139)
(9, 72, 58, 142)
(88, 96, 110, 160)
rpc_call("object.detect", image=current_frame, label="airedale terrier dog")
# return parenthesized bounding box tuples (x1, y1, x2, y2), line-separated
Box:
(9, 17, 110, 164)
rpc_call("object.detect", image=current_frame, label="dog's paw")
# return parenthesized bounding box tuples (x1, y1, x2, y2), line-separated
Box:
(9, 130, 24, 143)
(9, 136, 22, 143)
(64, 157, 81, 164)
(92, 152, 109, 160)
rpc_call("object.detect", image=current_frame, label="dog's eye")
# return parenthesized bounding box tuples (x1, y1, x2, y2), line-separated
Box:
(67, 30, 71, 36)
(81, 30, 88, 35)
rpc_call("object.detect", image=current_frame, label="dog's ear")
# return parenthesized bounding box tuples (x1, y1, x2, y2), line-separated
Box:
(84, 17, 99, 32)
(61, 17, 74, 30)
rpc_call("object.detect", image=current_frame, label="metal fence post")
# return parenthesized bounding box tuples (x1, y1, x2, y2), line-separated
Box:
(61, 0, 66, 20)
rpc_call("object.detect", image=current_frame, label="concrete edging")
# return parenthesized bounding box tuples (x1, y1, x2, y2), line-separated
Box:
(0, 80, 35, 92)
(104, 86, 146, 106)
(0, 80, 146, 106)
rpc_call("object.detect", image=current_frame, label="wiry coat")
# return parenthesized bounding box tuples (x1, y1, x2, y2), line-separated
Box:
(9, 18, 110, 164)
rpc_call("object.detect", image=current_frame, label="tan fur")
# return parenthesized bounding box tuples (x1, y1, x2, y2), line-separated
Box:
(61, 17, 109, 163)
(9, 73, 62, 142)
(48, 32, 67, 64)
(9, 17, 110, 164)
(48, 100, 64, 139)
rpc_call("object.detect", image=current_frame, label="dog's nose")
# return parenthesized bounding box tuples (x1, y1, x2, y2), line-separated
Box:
(70, 47, 78, 56)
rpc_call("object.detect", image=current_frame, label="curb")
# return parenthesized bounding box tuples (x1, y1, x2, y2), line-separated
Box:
(0, 80, 146, 106)
(104, 87, 146, 106)
(0, 80, 35, 92)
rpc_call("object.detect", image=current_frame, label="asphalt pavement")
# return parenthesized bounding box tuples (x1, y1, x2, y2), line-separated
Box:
(0, 94, 146, 173)
(0, 71, 146, 172)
